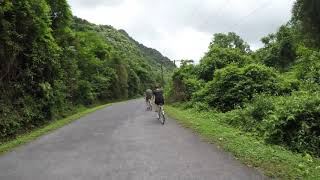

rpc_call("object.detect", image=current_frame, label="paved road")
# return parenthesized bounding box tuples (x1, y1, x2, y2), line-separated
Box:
(0, 99, 267, 180)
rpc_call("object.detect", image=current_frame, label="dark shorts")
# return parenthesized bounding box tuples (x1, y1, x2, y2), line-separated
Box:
(155, 98, 164, 105)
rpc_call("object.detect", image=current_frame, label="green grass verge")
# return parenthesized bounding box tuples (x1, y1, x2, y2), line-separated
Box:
(166, 105, 320, 180)
(0, 103, 114, 156)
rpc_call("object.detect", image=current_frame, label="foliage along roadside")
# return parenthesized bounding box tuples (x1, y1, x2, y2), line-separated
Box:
(0, 0, 174, 141)
(166, 1, 320, 178)
(0, 98, 137, 156)
(166, 105, 320, 179)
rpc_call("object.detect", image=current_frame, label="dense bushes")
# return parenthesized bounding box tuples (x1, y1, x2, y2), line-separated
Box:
(0, 0, 67, 139)
(226, 92, 320, 156)
(169, 60, 203, 102)
(169, 27, 320, 157)
(194, 64, 280, 112)
(198, 45, 251, 81)
(292, 0, 320, 48)
(0, 0, 174, 140)
(267, 92, 320, 156)
(295, 47, 320, 85)
(261, 26, 297, 71)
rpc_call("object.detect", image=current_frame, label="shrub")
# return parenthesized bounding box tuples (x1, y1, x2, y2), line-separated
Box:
(170, 62, 203, 102)
(265, 92, 320, 156)
(194, 64, 280, 112)
(77, 80, 95, 105)
(198, 46, 251, 81)
(225, 95, 276, 135)
(0, 103, 21, 139)
(296, 47, 320, 85)
(171, 76, 203, 102)
(226, 92, 320, 157)
(277, 75, 300, 95)
(0, 95, 48, 139)
(192, 102, 211, 112)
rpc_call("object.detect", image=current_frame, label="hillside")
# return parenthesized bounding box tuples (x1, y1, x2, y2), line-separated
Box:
(0, 0, 174, 140)
(72, 17, 175, 71)
(118, 29, 175, 70)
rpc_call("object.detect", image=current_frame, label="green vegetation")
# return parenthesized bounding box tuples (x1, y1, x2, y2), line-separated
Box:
(166, 106, 320, 179)
(292, 0, 320, 48)
(0, 0, 174, 141)
(167, 0, 320, 178)
(1, 0, 319, 178)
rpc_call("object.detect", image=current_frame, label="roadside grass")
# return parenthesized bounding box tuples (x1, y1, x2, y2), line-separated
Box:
(166, 105, 320, 180)
(0, 102, 116, 156)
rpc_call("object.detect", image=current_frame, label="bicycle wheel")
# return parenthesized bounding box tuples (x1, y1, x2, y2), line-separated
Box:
(161, 111, 165, 125)
(159, 106, 165, 125)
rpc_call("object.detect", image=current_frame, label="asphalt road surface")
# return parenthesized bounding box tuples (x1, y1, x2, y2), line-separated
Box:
(0, 99, 267, 180)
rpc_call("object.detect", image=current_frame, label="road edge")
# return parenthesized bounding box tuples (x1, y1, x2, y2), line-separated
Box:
(0, 102, 115, 156)
(166, 105, 320, 180)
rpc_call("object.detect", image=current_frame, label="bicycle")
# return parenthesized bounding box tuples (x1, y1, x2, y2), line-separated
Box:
(157, 104, 165, 125)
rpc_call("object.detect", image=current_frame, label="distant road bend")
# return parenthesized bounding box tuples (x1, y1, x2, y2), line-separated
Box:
(0, 99, 267, 180)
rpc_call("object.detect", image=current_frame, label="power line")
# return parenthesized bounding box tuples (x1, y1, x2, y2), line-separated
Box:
(201, 0, 232, 28)
(215, 0, 232, 18)
(225, 0, 274, 32)
(189, 0, 232, 28)
(190, 0, 276, 33)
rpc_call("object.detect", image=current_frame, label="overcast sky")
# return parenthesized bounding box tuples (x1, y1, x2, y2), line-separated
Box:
(68, 0, 295, 62)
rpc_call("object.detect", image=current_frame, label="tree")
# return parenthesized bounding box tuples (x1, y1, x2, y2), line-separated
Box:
(198, 46, 251, 81)
(292, 0, 320, 47)
(262, 25, 297, 70)
(0, 1, 174, 139)
(170, 60, 202, 102)
(127, 67, 141, 97)
(196, 32, 252, 81)
(211, 32, 251, 53)
(0, 0, 59, 85)
(109, 56, 128, 99)
(194, 64, 280, 112)
(0, 0, 65, 133)
(45, 0, 72, 31)
(180, 59, 194, 67)
(261, 34, 276, 47)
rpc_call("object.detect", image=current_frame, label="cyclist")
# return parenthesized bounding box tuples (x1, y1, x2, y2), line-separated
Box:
(145, 88, 153, 110)
(152, 84, 164, 119)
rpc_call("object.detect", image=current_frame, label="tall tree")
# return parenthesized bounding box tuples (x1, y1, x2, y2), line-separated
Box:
(110, 56, 128, 99)
(45, 0, 78, 102)
(0, 0, 61, 88)
(292, 0, 320, 47)
(45, 0, 72, 31)
(211, 32, 251, 53)
(199, 34, 251, 82)
(262, 25, 297, 70)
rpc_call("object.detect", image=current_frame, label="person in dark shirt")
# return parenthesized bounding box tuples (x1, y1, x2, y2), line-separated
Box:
(153, 84, 164, 118)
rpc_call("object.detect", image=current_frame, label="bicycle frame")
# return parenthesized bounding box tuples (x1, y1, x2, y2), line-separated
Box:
(158, 105, 165, 125)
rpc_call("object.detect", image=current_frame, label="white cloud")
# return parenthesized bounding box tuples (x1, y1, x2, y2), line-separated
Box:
(155, 27, 212, 61)
(67, 0, 295, 62)
(69, 0, 125, 8)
